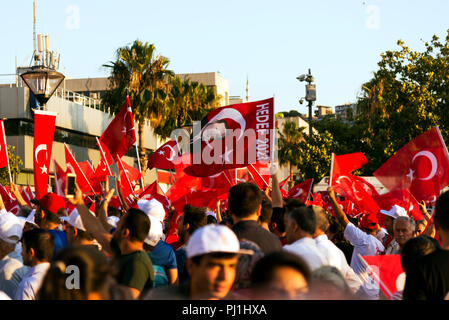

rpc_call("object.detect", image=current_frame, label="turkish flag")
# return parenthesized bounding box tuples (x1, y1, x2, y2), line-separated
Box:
(247, 161, 271, 190)
(25, 184, 34, 201)
(286, 178, 314, 203)
(0, 120, 9, 169)
(115, 177, 135, 209)
(53, 159, 67, 197)
(184, 98, 275, 177)
(33, 110, 57, 199)
(0, 184, 19, 215)
(64, 144, 95, 194)
(374, 189, 424, 224)
(373, 127, 449, 203)
(279, 174, 292, 189)
(330, 153, 380, 217)
(360, 254, 405, 299)
(147, 140, 180, 170)
(352, 176, 380, 198)
(79, 161, 103, 194)
(99, 96, 136, 162)
(19, 185, 32, 207)
(119, 159, 142, 191)
(94, 138, 113, 180)
(137, 181, 172, 212)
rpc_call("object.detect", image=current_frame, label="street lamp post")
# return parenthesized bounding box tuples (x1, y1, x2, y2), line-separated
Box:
(20, 66, 65, 110)
(296, 69, 316, 137)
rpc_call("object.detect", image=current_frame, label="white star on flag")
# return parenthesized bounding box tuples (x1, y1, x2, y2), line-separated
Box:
(40, 165, 48, 174)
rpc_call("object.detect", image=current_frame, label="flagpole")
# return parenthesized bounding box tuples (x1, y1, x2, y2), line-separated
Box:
(307, 178, 314, 202)
(134, 142, 145, 189)
(1, 120, 13, 184)
(96, 137, 113, 176)
(329, 153, 335, 187)
(249, 163, 270, 188)
(358, 254, 393, 299)
(117, 156, 137, 198)
(64, 143, 97, 195)
(223, 171, 233, 187)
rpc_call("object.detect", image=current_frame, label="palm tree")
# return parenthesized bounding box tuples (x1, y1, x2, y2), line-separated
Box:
(278, 121, 305, 184)
(102, 40, 174, 183)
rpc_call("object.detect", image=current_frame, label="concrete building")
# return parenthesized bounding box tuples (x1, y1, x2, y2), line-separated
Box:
(0, 85, 158, 187)
(335, 103, 357, 120)
(315, 105, 334, 118)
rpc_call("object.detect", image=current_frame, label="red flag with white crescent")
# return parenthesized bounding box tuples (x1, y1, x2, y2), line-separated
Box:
(184, 98, 275, 177)
(147, 140, 180, 170)
(286, 178, 314, 203)
(374, 127, 449, 203)
(99, 96, 136, 162)
(360, 254, 405, 299)
(94, 138, 114, 179)
(0, 120, 9, 169)
(33, 110, 57, 199)
(64, 144, 96, 195)
(53, 159, 67, 197)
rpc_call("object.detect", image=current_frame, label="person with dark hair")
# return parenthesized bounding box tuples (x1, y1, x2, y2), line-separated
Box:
(36, 245, 129, 300)
(144, 224, 251, 300)
(327, 187, 384, 299)
(403, 190, 449, 300)
(401, 236, 439, 273)
(206, 211, 218, 225)
(34, 192, 69, 257)
(308, 266, 354, 300)
(258, 199, 272, 231)
(68, 185, 154, 299)
(283, 206, 326, 271)
(175, 205, 207, 284)
(229, 182, 282, 254)
(61, 209, 96, 247)
(14, 229, 54, 300)
(250, 250, 311, 299)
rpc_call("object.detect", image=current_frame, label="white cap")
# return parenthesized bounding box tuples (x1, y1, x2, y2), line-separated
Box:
(380, 205, 408, 219)
(0, 211, 23, 244)
(206, 210, 216, 219)
(186, 224, 253, 259)
(106, 216, 120, 228)
(144, 215, 163, 247)
(60, 208, 94, 232)
(137, 199, 165, 223)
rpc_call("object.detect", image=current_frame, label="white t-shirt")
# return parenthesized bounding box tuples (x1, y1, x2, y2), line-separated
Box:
(344, 222, 385, 299)
(315, 234, 363, 294)
(283, 237, 326, 271)
(14, 262, 50, 300)
(0, 248, 30, 299)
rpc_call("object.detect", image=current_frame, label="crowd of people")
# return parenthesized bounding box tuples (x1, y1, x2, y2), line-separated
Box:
(0, 169, 448, 301)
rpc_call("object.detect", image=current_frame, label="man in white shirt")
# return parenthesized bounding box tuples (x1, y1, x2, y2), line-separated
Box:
(377, 205, 408, 254)
(0, 212, 30, 298)
(283, 206, 326, 271)
(14, 229, 54, 300)
(327, 187, 384, 299)
(312, 206, 363, 295)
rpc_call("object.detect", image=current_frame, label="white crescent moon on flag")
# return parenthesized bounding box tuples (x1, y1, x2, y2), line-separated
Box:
(412, 151, 438, 181)
(35, 144, 48, 163)
(162, 145, 176, 161)
(291, 188, 303, 198)
(351, 182, 364, 201)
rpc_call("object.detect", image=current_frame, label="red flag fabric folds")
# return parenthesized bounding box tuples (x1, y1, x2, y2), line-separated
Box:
(64, 144, 95, 194)
(286, 178, 314, 204)
(99, 96, 136, 162)
(0, 120, 9, 169)
(33, 110, 57, 199)
(373, 127, 449, 203)
(147, 140, 180, 170)
(184, 98, 274, 177)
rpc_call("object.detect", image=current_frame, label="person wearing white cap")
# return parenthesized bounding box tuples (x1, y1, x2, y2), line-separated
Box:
(0, 212, 30, 299)
(144, 224, 252, 300)
(378, 205, 408, 254)
(60, 209, 97, 247)
(137, 199, 166, 223)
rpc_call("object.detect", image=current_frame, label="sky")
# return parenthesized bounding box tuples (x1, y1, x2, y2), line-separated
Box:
(1, 0, 449, 114)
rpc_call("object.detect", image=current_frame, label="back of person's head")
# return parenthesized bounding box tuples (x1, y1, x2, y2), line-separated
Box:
(22, 228, 54, 262)
(270, 206, 286, 233)
(400, 235, 440, 272)
(37, 245, 111, 300)
(251, 251, 311, 299)
(309, 266, 352, 300)
(206, 215, 218, 225)
(183, 205, 207, 236)
(435, 190, 449, 231)
(234, 240, 264, 289)
(259, 199, 273, 224)
(228, 182, 262, 218)
(288, 206, 316, 235)
(313, 206, 329, 234)
(120, 208, 150, 243)
(108, 206, 121, 218)
(285, 198, 306, 214)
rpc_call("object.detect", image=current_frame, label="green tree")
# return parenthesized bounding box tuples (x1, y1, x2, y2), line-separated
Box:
(0, 145, 23, 185)
(355, 31, 449, 174)
(278, 121, 305, 180)
(102, 40, 174, 183)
